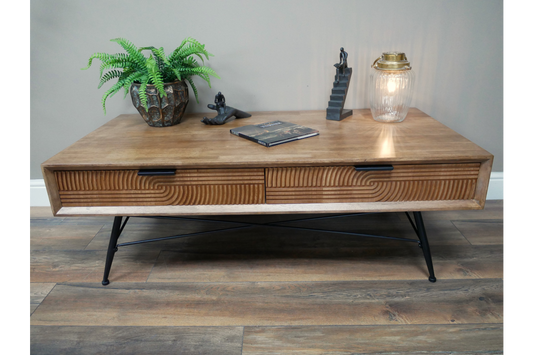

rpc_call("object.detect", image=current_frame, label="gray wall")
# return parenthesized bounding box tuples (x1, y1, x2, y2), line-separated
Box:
(31, 0, 503, 178)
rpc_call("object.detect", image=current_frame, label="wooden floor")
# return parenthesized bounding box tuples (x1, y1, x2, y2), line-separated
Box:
(30, 201, 503, 354)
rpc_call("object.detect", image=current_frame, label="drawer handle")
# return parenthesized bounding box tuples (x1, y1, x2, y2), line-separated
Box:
(138, 169, 176, 176)
(354, 165, 394, 171)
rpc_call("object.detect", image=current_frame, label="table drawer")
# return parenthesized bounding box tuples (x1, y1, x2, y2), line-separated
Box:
(55, 169, 265, 206)
(266, 163, 480, 204)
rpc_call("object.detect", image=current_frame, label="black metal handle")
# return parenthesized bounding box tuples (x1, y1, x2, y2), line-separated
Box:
(354, 165, 394, 171)
(137, 169, 176, 176)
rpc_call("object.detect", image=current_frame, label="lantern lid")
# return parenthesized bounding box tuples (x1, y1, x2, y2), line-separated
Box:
(372, 52, 411, 70)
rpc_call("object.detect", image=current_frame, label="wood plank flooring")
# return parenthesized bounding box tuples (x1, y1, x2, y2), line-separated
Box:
(30, 201, 503, 354)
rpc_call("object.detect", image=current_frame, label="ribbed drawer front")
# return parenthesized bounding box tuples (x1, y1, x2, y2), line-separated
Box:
(56, 169, 265, 206)
(266, 163, 480, 204)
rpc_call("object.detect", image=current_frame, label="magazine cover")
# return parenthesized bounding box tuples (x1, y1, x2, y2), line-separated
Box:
(230, 121, 319, 147)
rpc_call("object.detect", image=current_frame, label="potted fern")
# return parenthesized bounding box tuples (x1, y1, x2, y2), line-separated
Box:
(82, 37, 220, 127)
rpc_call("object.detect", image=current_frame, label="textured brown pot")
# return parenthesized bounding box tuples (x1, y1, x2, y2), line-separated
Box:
(130, 80, 189, 127)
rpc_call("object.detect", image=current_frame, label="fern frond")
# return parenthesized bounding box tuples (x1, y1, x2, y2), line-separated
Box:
(122, 72, 145, 98)
(185, 77, 199, 103)
(198, 72, 211, 88)
(98, 69, 123, 89)
(180, 66, 220, 80)
(101, 78, 127, 114)
(160, 66, 179, 83)
(98, 53, 134, 77)
(102, 70, 138, 112)
(138, 80, 149, 110)
(82, 52, 114, 70)
(184, 38, 214, 60)
(188, 43, 213, 61)
(167, 37, 193, 62)
(146, 55, 166, 97)
(168, 38, 209, 63)
(140, 46, 166, 61)
(181, 56, 199, 68)
(182, 37, 203, 47)
(140, 46, 174, 80)
(178, 44, 209, 62)
(110, 38, 147, 69)
(185, 70, 211, 88)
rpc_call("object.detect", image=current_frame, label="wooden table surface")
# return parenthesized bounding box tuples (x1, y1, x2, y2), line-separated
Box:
(42, 108, 493, 216)
(42, 108, 492, 170)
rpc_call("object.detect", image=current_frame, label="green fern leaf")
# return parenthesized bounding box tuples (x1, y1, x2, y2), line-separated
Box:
(101, 78, 126, 114)
(180, 66, 220, 80)
(140, 46, 172, 79)
(98, 53, 134, 77)
(146, 55, 166, 97)
(138, 80, 149, 110)
(167, 38, 192, 62)
(182, 56, 199, 68)
(98, 70, 123, 89)
(178, 45, 207, 61)
(185, 77, 199, 103)
(122, 72, 145, 98)
(82, 52, 113, 70)
(110, 38, 147, 69)
(140, 46, 166, 61)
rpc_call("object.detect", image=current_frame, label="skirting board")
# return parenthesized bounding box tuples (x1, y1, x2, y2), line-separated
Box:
(30, 172, 504, 207)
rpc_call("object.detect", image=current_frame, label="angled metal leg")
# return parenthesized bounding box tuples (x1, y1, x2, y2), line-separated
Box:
(413, 212, 437, 282)
(99, 213, 436, 285)
(102, 216, 125, 286)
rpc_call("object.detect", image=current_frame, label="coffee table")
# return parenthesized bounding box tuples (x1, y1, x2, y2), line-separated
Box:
(42, 108, 493, 284)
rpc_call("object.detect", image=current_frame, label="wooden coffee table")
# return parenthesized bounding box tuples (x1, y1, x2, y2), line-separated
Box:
(42, 108, 493, 284)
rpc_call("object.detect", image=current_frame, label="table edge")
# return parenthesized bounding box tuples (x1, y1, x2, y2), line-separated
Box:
(55, 200, 483, 217)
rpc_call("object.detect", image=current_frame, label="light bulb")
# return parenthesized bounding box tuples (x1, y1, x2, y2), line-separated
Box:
(387, 78, 396, 93)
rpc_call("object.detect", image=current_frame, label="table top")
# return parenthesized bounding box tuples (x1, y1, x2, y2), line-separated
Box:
(42, 108, 492, 170)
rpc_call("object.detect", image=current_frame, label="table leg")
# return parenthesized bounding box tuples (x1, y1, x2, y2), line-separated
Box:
(99, 213, 437, 285)
(413, 212, 437, 283)
(102, 216, 123, 286)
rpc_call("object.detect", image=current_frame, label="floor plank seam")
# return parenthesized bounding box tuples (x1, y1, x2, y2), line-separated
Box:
(31, 283, 58, 317)
(240, 326, 245, 355)
(449, 220, 474, 246)
(145, 249, 163, 283)
(83, 223, 105, 251)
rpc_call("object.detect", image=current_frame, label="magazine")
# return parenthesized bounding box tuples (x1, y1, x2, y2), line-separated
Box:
(230, 121, 319, 147)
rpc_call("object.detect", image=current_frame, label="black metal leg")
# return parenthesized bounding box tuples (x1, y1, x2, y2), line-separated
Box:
(413, 212, 437, 283)
(102, 216, 123, 286)
(99, 213, 435, 284)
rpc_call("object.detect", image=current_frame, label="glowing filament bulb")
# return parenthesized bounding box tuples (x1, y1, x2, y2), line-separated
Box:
(387, 78, 397, 93)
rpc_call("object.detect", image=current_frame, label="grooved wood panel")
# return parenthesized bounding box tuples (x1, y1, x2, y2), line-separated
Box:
(266, 163, 480, 203)
(56, 169, 265, 206)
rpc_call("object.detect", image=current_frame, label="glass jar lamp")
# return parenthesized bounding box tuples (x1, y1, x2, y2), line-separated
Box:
(369, 52, 415, 123)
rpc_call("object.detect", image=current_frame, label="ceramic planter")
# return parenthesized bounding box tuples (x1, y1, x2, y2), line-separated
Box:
(130, 80, 189, 127)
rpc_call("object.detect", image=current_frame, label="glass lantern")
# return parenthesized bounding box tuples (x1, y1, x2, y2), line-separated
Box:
(369, 52, 415, 123)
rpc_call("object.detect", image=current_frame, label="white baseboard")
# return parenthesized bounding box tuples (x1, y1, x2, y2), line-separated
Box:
(30, 179, 51, 206)
(29, 172, 504, 207)
(486, 172, 503, 200)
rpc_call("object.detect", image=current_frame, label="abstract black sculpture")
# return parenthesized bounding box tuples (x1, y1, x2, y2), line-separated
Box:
(201, 92, 252, 125)
(326, 47, 353, 121)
